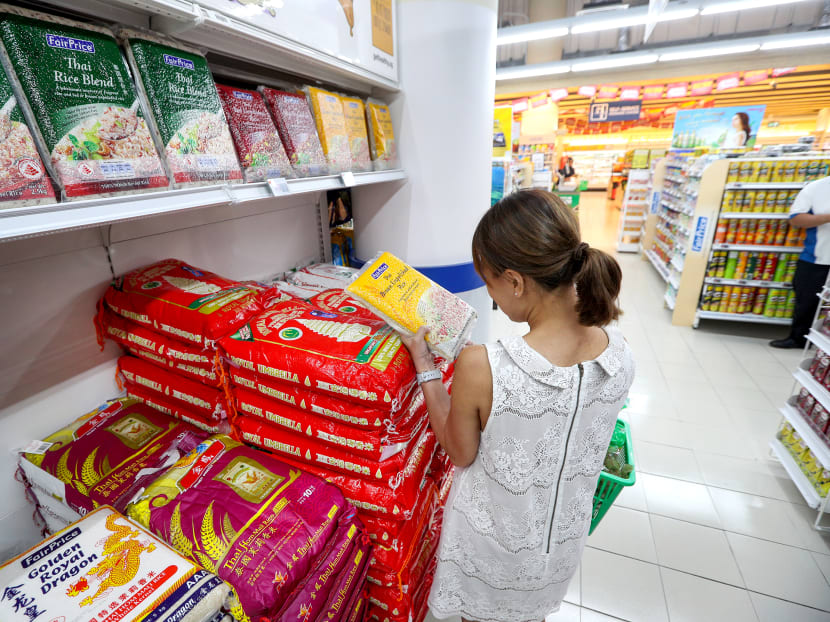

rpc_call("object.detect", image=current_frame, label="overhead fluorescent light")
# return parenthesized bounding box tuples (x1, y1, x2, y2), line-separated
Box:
(701, 0, 811, 16)
(571, 7, 699, 34)
(496, 26, 569, 47)
(571, 53, 658, 72)
(659, 43, 759, 61)
(761, 32, 830, 50)
(495, 62, 571, 81)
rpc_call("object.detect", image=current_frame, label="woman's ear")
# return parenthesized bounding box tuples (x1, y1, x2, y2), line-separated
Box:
(503, 269, 525, 297)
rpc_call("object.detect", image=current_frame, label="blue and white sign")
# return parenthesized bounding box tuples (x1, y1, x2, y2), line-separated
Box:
(692, 216, 709, 253)
(589, 100, 642, 123)
(650, 191, 661, 215)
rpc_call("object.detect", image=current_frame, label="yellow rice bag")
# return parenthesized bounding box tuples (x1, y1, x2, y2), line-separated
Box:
(340, 95, 372, 172)
(346, 251, 476, 360)
(365, 99, 398, 170)
(302, 86, 352, 173)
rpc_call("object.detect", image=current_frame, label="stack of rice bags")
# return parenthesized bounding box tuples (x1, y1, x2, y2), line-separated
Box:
(96, 258, 270, 433)
(221, 263, 455, 622)
(0, 506, 231, 622)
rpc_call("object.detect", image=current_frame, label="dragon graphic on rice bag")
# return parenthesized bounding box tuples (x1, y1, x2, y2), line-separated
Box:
(0, 5, 169, 200)
(127, 435, 350, 620)
(120, 29, 242, 187)
(347, 251, 477, 360)
(18, 397, 208, 515)
(301, 86, 352, 174)
(103, 259, 265, 348)
(260, 87, 329, 178)
(0, 507, 230, 622)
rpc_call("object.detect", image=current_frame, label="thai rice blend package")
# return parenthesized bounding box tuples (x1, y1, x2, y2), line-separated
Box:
(347, 251, 477, 360)
(302, 86, 352, 174)
(341, 94, 372, 172)
(260, 87, 329, 178)
(0, 6, 169, 200)
(120, 29, 242, 187)
(366, 99, 398, 170)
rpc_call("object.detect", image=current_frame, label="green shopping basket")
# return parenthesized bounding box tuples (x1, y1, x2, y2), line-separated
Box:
(589, 418, 636, 534)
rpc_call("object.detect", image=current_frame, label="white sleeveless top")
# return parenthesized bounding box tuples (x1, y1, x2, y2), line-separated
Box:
(428, 327, 634, 622)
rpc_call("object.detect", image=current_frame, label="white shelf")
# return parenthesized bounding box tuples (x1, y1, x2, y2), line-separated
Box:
(670, 256, 685, 273)
(780, 400, 830, 470)
(617, 242, 640, 253)
(665, 292, 676, 310)
(0, 170, 407, 242)
(713, 244, 803, 253)
(769, 439, 822, 509)
(697, 310, 791, 325)
(704, 277, 792, 289)
(669, 273, 680, 290)
(645, 249, 670, 283)
(726, 182, 808, 190)
(808, 329, 830, 355)
(719, 212, 791, 220)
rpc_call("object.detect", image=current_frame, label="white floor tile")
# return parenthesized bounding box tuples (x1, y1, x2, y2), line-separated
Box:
(782, 502, 830, 555)
(750, 592, 830, 622)
(579, 609, 627, 621)
(708, 487, 805, 547)
(635, 441, 704, 483)
(545, 602, 581, 622)
(716, 385, 776, 412)
(650, 514, 744, 587)
(614, 478, 648, 512)
(812, 551, 830, 585)
(639, 473, 722, 528)
(727, 532, 830, 611)
(660, 568, 758, 622)
(588, 505, 657, 563)
(581, 548, 669, 622)
(696, 452, 801, 503)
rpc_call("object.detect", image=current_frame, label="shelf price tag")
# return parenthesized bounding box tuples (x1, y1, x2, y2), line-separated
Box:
(341, 171, 356, 187)
(267, 177, 290, 196)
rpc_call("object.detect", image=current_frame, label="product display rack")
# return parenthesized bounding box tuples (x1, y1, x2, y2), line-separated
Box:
(616, 169, 649, 253)
(571, 151, 623, 189)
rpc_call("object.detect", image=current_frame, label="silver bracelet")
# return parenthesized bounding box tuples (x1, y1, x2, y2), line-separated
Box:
(416, 369, 442, 385)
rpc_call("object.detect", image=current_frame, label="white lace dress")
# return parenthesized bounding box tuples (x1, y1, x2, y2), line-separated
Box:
(428, 327, 634, 622)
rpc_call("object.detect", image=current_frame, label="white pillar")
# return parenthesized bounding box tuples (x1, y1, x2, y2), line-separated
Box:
(353, 0, 498, 344)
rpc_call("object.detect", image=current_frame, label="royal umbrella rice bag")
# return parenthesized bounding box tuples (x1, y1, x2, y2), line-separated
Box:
(260, 87, 329, 177)
(0, 5, 168, 200)
(103, 258, 265, 348)
(341, 95, 372, 172)
(126, 435, 347, 620)
(302, 86, 352, 174)
(347, 251, 477, 360)
(120, 29, 242, 187)
(18, 397, 207, 516)
(309, 289, 378, 320)
(125, 383, 230, 434)
(215, 83, 295, 183)
(366, 98, 398, 170)
(0, 506, 231, 622)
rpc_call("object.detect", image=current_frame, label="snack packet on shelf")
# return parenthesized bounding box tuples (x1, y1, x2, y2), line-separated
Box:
(260, 86, 329, 177)
(347, 251, 477, 360)
(365, 98, 398, 170)
(302, 86, 352, 174)
(341, 94, 373, 172)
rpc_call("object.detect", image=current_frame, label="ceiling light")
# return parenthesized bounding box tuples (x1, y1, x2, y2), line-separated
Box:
(495, 63, 571, 81)
(659, 42, 759, 61)
(761, 32, 830, 50)
(571, 53, 658, 72)
(571, 8, 699, 34)
(496, 26, 569, 46)
(701, 0, 811, 16)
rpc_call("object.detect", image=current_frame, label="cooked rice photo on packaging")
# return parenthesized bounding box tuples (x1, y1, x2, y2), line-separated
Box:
(347, 251, 477, 360)
(260, 86, 329, 177)
(302, 86, 352, 174)
(365, 98, 398, 170)
(340, 94, 372, 172)
(119, 29, 242, 187)
(0, 5, 168, 200)
(215, 83, 295, 182)
(0, 506, 230, 622)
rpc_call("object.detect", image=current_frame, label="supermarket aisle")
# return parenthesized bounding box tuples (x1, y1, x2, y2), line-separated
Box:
(427, 192, 830, 621)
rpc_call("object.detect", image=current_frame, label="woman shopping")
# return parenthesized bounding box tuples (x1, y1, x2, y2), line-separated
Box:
(402, 189, 635, 622)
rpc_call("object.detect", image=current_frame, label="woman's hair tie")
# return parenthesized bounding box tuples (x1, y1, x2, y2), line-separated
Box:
(572, 242, 589, 268)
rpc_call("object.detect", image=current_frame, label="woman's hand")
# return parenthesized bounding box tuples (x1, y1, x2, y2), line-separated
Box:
(400, 326, 435, 373)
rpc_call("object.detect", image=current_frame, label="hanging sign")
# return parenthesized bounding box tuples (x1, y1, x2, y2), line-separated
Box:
(620, 87, 641, 100)
(743, 69, 769, 85)
(589, 100, 642, 123)
(716, 73, 741, 91)
(671, 105, 766, 149)
(512, 97, 529, 113)
(690, 79, 713, 96)
(643, 85, 664, 100)
(666, 83, 688, 98)
(578, 85, 597, 98)
(549, 88, 569, 101)
(772, 67, 797, 77)
(598, 84, 619, 99)
(530, 94, 549, 108)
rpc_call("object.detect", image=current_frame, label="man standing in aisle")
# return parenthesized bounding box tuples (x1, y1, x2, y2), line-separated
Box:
(770, 174, 830, 348)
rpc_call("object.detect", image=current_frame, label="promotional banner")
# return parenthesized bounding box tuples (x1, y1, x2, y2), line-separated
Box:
(690, 79, 713, 96)
(589, 100, 642, 123)
(666, 83, 688, 98)
(671, 105, 766, 149)
(643, 85, 664, 100)
(530, 94, 549, 108)
(578, 85, 597, 98)
(716, 73, 741, 91)
(620, 86, 641, 100)
(549, 88, 569, 101)
(492, 106, 512, 158)
(744, 69, 769, 86)
(773, 67, 797, 77)
(512, 98, 529, 113)
(598, 84, 619, 99)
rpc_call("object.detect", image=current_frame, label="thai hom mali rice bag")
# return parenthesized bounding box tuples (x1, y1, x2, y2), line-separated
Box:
(219, 299, 417, 410)
(18, 397, 207, 515)
(366, 99, 397, 170)
(0, 5, 168, 200)
(215, 83, 295, 183)
(260, 87, 328, 178)
(302, 86, 351, 174)
(347, 251, 477, 360)
(127, 435, 349, 620)
(0, 506, 230, 622)
(103, 259, 265, 348)
(340, 95, 372, 173)
(120, 29, 242, 187)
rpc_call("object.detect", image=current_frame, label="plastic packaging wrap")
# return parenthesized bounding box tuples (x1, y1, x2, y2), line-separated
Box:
(260, 86, 328, 177)
(347, 251, 477, 360)
(366, 98, 398, 170)
(302, 86, 352, 173)
(341, 94, 372, 172)
(216, 83, 295, 182)
(0, 5, 168, 200)
(119, 28, 242, 187)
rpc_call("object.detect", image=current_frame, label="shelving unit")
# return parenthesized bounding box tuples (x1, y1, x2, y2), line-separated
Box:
(770, 439, 823, 509)
(696, 310, 791, 325)
(617, 169, 650, 253)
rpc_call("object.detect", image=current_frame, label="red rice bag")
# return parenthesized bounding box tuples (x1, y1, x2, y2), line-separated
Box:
(309, 289, 379, 320)
(126, 345, 222, 386)
(219, 300, 417, 411)
(361, 479, 435, 544)
(118, 355, 229, 423)
(124, 382, 230, 434)
(216, 84, 295, 182)
(366, 562, 435, 622)
(127, 435, 347, 620)
(366, 514, 441, 592)
(103, 259, 264, 347)
(260, 87, 329, 178)
(19, 397, 207, 515)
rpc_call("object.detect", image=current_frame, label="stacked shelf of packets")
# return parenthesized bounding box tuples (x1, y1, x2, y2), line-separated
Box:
(617, 169, 649, 253)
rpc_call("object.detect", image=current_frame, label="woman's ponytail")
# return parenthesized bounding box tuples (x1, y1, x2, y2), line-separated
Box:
(574, 246, 622, 327)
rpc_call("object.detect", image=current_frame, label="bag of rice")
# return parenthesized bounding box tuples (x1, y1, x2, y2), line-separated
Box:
(302, 86, 352, 174)
(127, 435, 347, 620)
(348, 591, 369, 622)
(215, 83, 295, 182)
(18, 397, 207, 515)
(318, 530, 371, 619)
(0, 5, 168, 200)
(260, 86, 329, 177)
(309, 289, 378, 320)
(219, 299, 417, 410)
(341, 95, 372, 172)
(103, 259, 265, 348)
(366, 98, 398, 170)
(347, 251, 477, 360)
(303, 262, 359, 283)
(119, 29, 242, 187)
(124, 383, 230, 434)
(0, 506, 230, 622)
